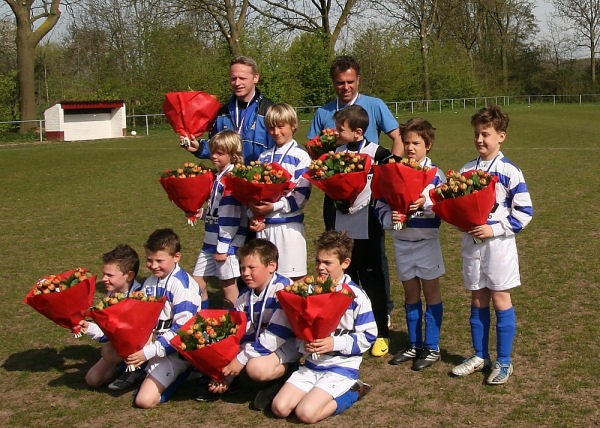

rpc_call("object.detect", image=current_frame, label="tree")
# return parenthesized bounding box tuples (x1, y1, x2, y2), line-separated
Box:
(553, 0, 600, 90)
(249, 0, 361, 54)
(372, 0, 440, 100)
(3, 0, 62, 132)
(170, 0, 249, 56)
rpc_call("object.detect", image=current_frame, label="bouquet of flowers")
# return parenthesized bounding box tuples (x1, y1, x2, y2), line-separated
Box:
(276, 275, 355, 358)
(163, 91, 221, 146)
(303, 152, 372, 210)
(305, 129, 338, 159)
(24, 267, 97, 337)
(221, 161, 293, 208)
(159, 162, 215, 225)
(170, 309, 247, 380)
(372, 158, 438, 230)
(87, 291, 166, 371)
(430, 169, 499, 235)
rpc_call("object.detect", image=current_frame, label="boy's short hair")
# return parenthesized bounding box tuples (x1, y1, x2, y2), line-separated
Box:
(230, 55, 258, 74)
(400, 117, 436, 150)
(333, 105, 369, 133)
(330, 55, 360, 79)
(315, 230, 354, 263)
(209, 130, 243, 165)
(144, 228, 181, 255)
(102, 244, 139, 276)
(264, 103, 298, 132)
(471, 105, 509, 133)
(237, 238, 279, 266)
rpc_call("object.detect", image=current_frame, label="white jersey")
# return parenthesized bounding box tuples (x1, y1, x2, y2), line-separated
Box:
(299, 274, 378, 380)
(374, 157, 446, 241)
(141, 264, 201, 360)
(83, 280, 143, 342)
(235, 273, 295, 365)
(460, 151, 533, 237)
(256, 140, 312, 224)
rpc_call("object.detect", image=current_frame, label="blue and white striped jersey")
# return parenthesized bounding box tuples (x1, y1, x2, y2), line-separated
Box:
(460, 151, 533, 236)
(234, 272, 295, 365)
(84, 279, 143, 342)
(141, 264, 201, 359)
(256, 140, 312, 224)
(202, 164, 248, 255)
(300, 274, 377, 380)
(374, 157, 447, 241)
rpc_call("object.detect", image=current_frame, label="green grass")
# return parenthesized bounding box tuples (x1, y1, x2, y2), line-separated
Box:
(1, 103, 599, 426)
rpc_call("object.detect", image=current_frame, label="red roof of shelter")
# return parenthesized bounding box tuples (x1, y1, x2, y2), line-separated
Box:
(60, 100, 124, 109)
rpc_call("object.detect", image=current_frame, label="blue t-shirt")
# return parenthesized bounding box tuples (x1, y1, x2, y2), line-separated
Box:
(307, 94, 399, 143)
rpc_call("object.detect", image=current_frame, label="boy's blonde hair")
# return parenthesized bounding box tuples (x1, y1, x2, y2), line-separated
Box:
(315, 230, 354, 263)
(400, 117, 436, 150)
(209, 130, 243, 165)
(264, 103, 298, 132)
(471, 105, 509, 133)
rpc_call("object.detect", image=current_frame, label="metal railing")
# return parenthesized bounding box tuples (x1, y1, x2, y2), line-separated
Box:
(2, 93, 599, 139)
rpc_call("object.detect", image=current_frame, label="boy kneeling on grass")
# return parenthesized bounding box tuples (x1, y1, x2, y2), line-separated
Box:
(79, 244, 145, 391)
(199, 239, 299, 411)
(271, 230, 377, 423)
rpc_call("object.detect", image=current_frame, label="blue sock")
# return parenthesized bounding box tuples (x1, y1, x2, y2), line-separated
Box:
(424, 302, 443, 350)
(201, 299, 210, 310)
(333, 390, 359, 415)
(405, 301, 423, 348)
(496, 307, 516, 365)
(470, 306, 490, 359)
(160, 368, 191, 403)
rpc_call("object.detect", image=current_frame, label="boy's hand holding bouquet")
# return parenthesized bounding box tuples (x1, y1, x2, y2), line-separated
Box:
(276, 275, 355, 359)
(87, 291, 166, 371)
(159, 162, 215, 225)
(25, 267, 96, 337)
(303, 152, 372, 214)
(170, 309, 247, 380)
(430, 169, 498, 242)
(372, 157, 438, 230)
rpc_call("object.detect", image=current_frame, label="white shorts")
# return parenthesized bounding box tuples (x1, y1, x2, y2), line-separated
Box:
(146, 353, 191, 388)
(393, 238, 445, 281)
(275, 339, 301, 364)
(193, 251, 240, 280)
(461, 234, 521, 291)
(258, 222, 307, 277)
(287, 365, 356, 398)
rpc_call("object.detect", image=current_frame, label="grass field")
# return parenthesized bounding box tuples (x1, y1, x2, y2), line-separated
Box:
(1, 103, 599, 427)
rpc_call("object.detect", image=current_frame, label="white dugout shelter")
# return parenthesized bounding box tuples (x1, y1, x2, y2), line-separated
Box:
(44, 100, 126, 141)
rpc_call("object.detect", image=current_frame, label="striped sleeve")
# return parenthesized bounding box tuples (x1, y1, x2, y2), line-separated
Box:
(332, 285, 378, 356)
(491, 160, 533, 236)
(216, 191, 245, 254)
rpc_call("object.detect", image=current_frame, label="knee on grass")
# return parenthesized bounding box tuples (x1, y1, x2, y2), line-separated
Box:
(134, 392, 160, 409)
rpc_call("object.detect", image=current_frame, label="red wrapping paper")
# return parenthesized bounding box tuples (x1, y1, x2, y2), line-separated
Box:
(159, 172, 214, 221)
(87, 297, 166, 358)
(430, 174, 498, 231)
(163, 91, 221, 138)
(372, 162, 438, 222)
(303, 153, 372, 204)
(170, 309, 247, 380)
(24, 269, 96, 334)
(221, 163, 293, 207)
(276, 285, 354, 342)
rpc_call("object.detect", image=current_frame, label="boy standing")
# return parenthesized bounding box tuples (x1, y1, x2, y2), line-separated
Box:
(451, 106, 533, 385)
(205, 239, 298, 410)
(125, 229, 202, 407)
(79, 244, 144, 390)
(249, 103, 311, 280)
(375, 118, 446, 370)
(271, 230, 377, 423)
(332, 104, 392, 357)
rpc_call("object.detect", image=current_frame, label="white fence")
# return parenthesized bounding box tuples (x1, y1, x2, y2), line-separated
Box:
(3, 93, 600, 139)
